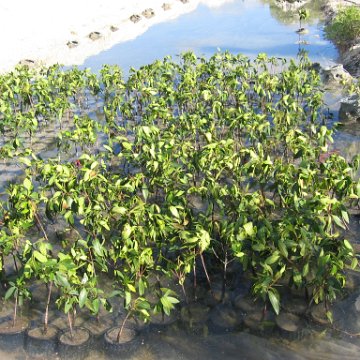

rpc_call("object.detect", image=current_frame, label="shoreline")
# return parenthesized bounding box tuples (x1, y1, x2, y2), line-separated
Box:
(0, 0, 233, 73)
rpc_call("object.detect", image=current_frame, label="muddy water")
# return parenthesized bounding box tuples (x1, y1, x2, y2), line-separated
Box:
(1, 1, 360, 359)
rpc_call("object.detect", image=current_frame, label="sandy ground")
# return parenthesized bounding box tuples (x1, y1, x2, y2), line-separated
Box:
(0, 0, 234, 73)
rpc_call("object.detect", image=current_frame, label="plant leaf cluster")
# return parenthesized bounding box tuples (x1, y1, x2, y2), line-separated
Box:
(0, 52, 359, 331)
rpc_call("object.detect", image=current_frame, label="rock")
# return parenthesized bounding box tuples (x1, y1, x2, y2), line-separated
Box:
(209, 304, 241, 332)
(342, 44, 360, 77)
(179, 0, 190, 4)
(181, 303, 210, 325)
(296, 27, 309, 35)
(243, 311, 276, 334)
(66, 40, 79, 48)
(275, 312, 305, 340)
(310, 303, 330, 325)
(18, 59, 37, 68)
(180, 303, 210, 335)
(282, 297, 308, 316)
(88, 31, 101, 41)
(321, 64, 352, 86)
(110, 25, 118, 32)
(355, 295, 360, 312)
(142, 8, 155, 19)
(130, 14, 141, 23)
(339, 94, 360, 122)
(233, 295, 264, 314)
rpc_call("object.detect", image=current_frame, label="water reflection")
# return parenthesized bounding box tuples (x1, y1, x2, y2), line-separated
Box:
(83, 0, 338, 73)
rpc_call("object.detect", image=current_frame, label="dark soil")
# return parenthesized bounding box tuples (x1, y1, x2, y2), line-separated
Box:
(59, 327, 90, 346)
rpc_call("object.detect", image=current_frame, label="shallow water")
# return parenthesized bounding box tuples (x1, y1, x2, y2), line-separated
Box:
(83, 0, 338, 72)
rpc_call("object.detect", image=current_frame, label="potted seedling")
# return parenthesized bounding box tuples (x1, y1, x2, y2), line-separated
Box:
(25, 241, 58, 356)
(0, 274, 31, 351)
(55, 252, 92, 360)
(104, 292, 150, 358)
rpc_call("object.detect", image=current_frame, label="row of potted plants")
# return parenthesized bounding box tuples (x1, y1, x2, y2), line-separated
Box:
(0, 51, 359, 356)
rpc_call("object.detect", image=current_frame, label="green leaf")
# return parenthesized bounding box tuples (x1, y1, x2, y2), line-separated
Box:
(332, 215, 346, 230)
(20, 157, 32, 167)
(243, 222, 254, 236)
(278, 241, 288, 258)
(34, 250, 47, 263)
(122, 224, 132, 240)
(169, 206, 180, 219)
(5, 286, 16, 300)
(23, 178, 32, 191)
(343, 239, 353, 252)
(125, 291, 131, 308)
(198, 229, 210, 252)
(326, 310, 333, 324)
(64, 301, 73, 314)
(167, 296, 179, 304)
(79, 288, 88, 308)
(265, 252, 280, 265)
(351, 257, 358, 270)
(56, 273, 70, 288)
(341, 210, 349, 224)
(99, 220, 110, 231)
(112, 206, 127, 215)
(93, 239, 104, 257)
(268, 289, 280, 315)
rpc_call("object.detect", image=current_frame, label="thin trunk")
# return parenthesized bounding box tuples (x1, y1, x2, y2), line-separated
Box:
(13, 293, 18, 327)
(34, 212, 49, 242)
(221, 251, 228, 303)
(200, 253, 212, 292)
(117, 311, 131, 343)
(193, 256, 197, 301)
(12, 254, 19, 273)
(68, 311, 74, 340)
(44, 281, 53, 334)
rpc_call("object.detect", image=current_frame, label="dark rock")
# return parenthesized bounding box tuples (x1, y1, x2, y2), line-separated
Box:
(67, 40, 79, 48)
(339, 94, 360, 122)
(275, 312, 305, 340)
(209, 304, 241, 332)
(130, 14, 141, 23)
(243, 311, 276, 334)
(88, 32, 102, 41)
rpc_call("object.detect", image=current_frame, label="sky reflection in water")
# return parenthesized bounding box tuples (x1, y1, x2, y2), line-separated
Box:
(83, 0, 338, 72)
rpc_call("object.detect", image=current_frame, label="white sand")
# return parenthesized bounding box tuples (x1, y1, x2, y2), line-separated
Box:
(0, 0, 233, 73)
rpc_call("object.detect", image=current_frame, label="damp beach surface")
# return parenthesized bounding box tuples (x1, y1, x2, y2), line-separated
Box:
(1, 1, 360, 360)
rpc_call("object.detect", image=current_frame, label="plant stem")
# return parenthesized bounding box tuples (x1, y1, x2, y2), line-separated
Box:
(200, 253, 212, 292)
(117, 311, 131, 343)
(68, 311, 74, 340)
(44, 281, 53, 334)
(13, 293, 18, 327)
